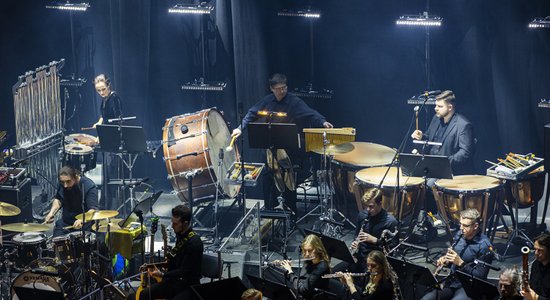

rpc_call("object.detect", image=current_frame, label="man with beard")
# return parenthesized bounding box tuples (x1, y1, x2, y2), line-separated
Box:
(45, 165, 99, 237)
(522, 233, 550, 300)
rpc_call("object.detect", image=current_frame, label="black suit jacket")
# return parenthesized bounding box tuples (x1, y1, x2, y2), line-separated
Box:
(423, 113, 475, 175)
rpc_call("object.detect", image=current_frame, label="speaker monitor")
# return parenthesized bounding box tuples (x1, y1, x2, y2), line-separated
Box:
(0, 178, 32, 224)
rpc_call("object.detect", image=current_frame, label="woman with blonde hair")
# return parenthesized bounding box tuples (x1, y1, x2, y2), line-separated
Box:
(276, 234, 330, 299)
(340, 250, 394, 300)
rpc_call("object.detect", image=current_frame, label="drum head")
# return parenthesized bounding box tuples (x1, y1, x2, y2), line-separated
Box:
(65, 143, 93, 154)
(333, 142, 396, 169)
(435, 175, 501, 193)
(65, 133, 98, 147)
(11, 258, 74, 299)
(355, 167, 424, 188)
(12, 232, 46, 244)
(205, 110, 240, 198)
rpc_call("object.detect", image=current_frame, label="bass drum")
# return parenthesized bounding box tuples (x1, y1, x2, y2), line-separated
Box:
(10, 258, 76, 299)
(163, 109, 240, 202)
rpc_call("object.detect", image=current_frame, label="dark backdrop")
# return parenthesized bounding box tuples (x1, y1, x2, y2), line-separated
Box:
(2, 0, 550, 198)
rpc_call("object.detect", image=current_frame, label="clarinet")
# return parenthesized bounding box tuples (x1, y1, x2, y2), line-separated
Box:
(381, 229, 403, 300)
(521, 246, 530, 292)
(434, 232, 463, 278)
(350, 219, 367, 261)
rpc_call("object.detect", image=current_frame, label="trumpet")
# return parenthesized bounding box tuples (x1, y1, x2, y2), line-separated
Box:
(321, 272, 375, 279)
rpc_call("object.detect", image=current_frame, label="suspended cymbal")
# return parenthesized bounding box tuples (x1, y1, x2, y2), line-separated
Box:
(0, 222, 51, 232)
(333, 142, 396, 167)
(0, 202, 21, 217)
(312, 143, 355, 156)
(75, 210, 119, 221)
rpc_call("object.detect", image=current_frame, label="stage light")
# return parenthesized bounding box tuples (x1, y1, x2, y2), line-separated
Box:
(278, 9, 320, 19)
(181, 79, 226, 92)
(45, 1, 90, 12)
(396, 13, 442, 27)
(169, 3, 213, 15)
(529, 17, 550, 28)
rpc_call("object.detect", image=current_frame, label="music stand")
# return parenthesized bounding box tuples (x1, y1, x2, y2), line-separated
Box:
(247, 274, 297, 300)
(304, 229, 355, 264)
(455, 270, 500, 300)
(387, 256, 439, 300)
(399, 153, 453, 179)
(96, 124, 147, 153)
(191, 277, 247, 300)
(247, 122, 300, 150)
(120, 191, 163, 228)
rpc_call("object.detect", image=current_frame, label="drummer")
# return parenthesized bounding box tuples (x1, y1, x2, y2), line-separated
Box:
(411, 90, 475, 214)
(410, 90, 475, 176)
(231, 73, 333, 212)
(44, 165, 99, 237)
(92, 74, 122, 127)
(92, 73, 123, 210)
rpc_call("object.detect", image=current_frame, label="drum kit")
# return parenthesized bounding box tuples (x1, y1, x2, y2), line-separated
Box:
(0, 202, 122, 299)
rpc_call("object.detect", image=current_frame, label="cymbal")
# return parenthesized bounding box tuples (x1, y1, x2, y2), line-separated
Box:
(333, 142, 396, 167)
(0, 222, 51, 232)
(75, 210, 119, 221)
(92, 218, 123, 232)
(0, 202, 21, 217)
(312, 143, 355, 155)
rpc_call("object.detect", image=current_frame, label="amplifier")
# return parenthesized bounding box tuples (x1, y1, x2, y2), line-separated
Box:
(0, 177, 32, 224)
(0, 167, 26, 187)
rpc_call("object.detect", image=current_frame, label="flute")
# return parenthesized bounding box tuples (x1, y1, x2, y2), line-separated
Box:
(321, 272, 375, 279)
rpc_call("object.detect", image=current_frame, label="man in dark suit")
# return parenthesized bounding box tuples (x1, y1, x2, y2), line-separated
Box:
(411, 90, 475, 175)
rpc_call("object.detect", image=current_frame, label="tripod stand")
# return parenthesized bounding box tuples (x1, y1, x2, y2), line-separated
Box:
(297, 132, 355, 237)
(96, 123, 147, 213)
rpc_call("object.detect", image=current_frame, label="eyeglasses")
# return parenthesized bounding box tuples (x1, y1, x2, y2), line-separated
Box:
(460, 222, 475, 228)
(272, 85, 288, 91)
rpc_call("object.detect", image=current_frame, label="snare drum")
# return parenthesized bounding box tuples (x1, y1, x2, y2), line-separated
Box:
(163, 109, 240, 202)
(65, 133, 99, 147)
(11, 258, 76, 299)
(63, 143, 96, 172)
(332, 142, 397, 215)
(68, 231, 96, 260)
(12, 232, 47, 268)
(434, 175, 503, 232)
(355, 167, 425, 220)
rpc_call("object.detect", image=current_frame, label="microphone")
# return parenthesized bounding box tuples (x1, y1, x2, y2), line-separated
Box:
(422, 90, 441, 97)
(414, 105, 420, 112)
(473, 259, 501, 271)
(401, 242, 428, 252)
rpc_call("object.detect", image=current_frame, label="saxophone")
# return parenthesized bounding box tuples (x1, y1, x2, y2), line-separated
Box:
(521, 246, 530, 292)
(381, 229, 403, 300)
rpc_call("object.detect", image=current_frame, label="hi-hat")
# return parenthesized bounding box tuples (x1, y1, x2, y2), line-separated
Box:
(0, 202, 21, 217)
(0, 222, 51, 232)
(93, 218, 123, 232)
(75, 210, 119, 221)
(312, 143, 355, 155)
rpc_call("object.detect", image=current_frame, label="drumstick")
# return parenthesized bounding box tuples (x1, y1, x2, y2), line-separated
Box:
(81, 127, 94, 131)
(507, 156, 525, 168)
(498, 158, 516, 169)
(485, 160, 500, 167)
(64, 225, 74, 230)
(225, 136, 237, 152)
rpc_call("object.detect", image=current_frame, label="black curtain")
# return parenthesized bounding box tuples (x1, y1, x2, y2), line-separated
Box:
(2, 0, 550, 188)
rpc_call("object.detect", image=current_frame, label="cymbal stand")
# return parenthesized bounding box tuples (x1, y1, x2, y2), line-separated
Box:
(116, 153, 140, 213)
(317, 132, 355, 236)
(502, 188, 534, 257)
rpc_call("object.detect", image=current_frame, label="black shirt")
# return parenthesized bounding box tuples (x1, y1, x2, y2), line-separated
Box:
(164, 228, 203, 287)
(55, 176, 99, 224)
(240, 93, 327, 130)
(429, 114, 455, 155)
(351, 278, 394, 300)
(355, 209, 398, 259)
(288, 260, 330, 300)
(530, 260, 550, 299)
(447, 231, 494, 288)
(100, 92, 122, 124)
